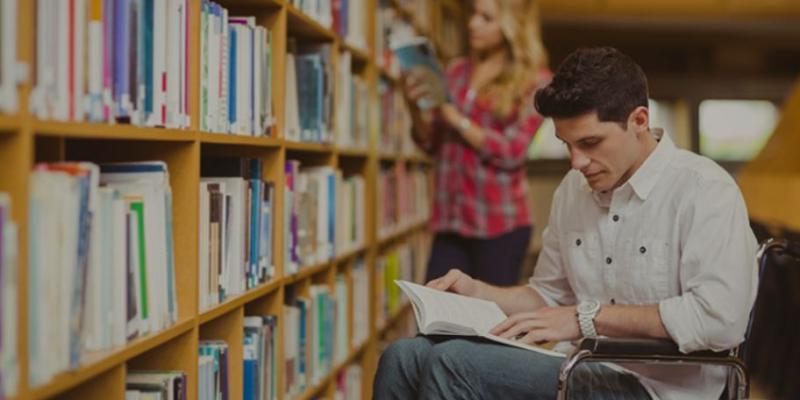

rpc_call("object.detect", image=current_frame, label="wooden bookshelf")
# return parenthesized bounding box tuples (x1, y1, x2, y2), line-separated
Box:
(0, 0, 450, 399)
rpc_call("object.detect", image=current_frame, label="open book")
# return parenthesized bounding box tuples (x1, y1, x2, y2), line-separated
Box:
(395, 280, 565, 357)
(390, 37, 449, 110)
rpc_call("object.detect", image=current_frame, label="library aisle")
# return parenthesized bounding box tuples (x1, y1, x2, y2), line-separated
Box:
(0, 0, 462, 399)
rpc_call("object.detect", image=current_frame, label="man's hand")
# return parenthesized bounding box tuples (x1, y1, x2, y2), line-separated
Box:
(489, 306, 581, 345)
(426, 268, 480, 297)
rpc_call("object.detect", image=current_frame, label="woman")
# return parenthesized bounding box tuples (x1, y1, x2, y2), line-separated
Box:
(404, 0, 549, 286)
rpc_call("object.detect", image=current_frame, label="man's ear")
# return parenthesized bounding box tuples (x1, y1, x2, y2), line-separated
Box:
(628, 106, 650, 136)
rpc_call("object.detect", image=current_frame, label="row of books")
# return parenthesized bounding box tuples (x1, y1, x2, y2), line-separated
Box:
(32, 0, 192, 128)
(0, 193, 18, 398)
(244, 315, 278, 400)
(0, 0, 22, 114)
(288, 0, 369, 51)
(199, 157, 275, 311)
(377, 164, 430, 240)
(28, 161, 178, 387)
(285, 162, 366, 273)
(200, 1, 275, 136)
(335, 51, 370, 151)
(375, 0, 416, 76)
(126, 370, 188, 400)
(284, 275, 350, 397)
(351, 260, 370, 349)
(285, 41, 334, 144)
(199, 341, 229, 400)
(334, 364, 363, 400)
(376, 234, 430, 328)
(378, 79, 417, 156)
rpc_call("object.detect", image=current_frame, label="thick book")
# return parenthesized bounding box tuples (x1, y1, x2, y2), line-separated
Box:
(390, 37, 449, 110)
(395, 280, 564, 357)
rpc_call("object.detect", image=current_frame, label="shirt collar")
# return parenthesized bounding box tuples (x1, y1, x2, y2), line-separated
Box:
(580, 128, 675, 201)
(627, 128, 674, 201)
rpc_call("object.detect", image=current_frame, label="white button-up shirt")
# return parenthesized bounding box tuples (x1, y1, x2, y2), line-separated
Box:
(529, 130, 758, 399)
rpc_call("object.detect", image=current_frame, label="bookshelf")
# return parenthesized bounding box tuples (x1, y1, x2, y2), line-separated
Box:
(0, 0, 461, 399)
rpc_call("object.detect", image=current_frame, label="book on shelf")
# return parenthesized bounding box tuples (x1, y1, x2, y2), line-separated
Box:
(126, 370, 188, 400)
(351, 259, 369, 348)
(0, 193, 18, 398)
(283, 296, 307, 397)
(391, 36, 449, 110)
(243, 314, 278, 400)
(394, 280, 565, 357)
(335, 51, 370, 150)
(200, 157, 275, 310)
(200, 2, 274, 136)
(199, 340, 229, 400)
(284, 41, 334, 144)
(334, 364, 363, 400)
(27, 161, 177, 387)
(31, 0, 191, 128)
(376, 237, 429, 326)
(0, 0, 24, 114)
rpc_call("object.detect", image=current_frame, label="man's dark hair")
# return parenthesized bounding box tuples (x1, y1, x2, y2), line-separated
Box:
(534, 47, 649, 125)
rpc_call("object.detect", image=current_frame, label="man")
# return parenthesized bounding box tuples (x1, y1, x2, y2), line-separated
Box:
(373, 47, 758, 399)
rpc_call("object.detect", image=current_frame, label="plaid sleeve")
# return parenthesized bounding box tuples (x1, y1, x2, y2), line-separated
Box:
(479, 94, 542, 170)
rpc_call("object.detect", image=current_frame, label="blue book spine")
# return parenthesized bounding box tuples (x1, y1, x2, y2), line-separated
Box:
(243, 359, 257, 400)
(228, 25, 237, 129)
(114, 0, 130, 118)
(143, 0, 154, 116)
(70, 174, 92, 368)
(315, 58, 324, 143)
(249, 180, 260, 288)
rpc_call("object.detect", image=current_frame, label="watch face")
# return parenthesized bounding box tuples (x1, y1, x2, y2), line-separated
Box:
(578, 300, 600, 314)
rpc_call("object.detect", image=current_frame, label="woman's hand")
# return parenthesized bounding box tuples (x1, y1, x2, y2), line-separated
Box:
(402, 69, 434, 109)
(426, 268, 480, 298)
(489, 306, 581, 345)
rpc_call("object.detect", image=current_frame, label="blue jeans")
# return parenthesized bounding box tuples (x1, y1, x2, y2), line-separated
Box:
(373, 336, 652, 400)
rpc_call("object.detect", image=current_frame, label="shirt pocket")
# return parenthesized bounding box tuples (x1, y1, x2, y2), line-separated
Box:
(563, 231, 603, 298)
(625, 238, 671, 303)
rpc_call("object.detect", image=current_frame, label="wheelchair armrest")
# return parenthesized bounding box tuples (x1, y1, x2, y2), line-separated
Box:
(577, 337, 732, 359)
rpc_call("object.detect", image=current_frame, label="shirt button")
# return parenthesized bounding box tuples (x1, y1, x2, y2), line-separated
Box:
(576, 239, 582, 246)
(606, 257, 612, 264)
(612, 215, 620, 222)
(640, 246, 647, 254)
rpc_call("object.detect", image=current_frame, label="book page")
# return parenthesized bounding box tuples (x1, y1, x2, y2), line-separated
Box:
(396, 281, 506, 335)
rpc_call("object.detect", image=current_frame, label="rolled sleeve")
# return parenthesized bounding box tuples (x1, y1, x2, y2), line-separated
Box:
(658, 178, 758, 353)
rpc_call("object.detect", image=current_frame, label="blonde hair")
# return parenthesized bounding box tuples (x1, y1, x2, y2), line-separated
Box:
(475, 0, 548, 118)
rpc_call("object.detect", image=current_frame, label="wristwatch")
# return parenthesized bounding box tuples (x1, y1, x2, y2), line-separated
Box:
(576, 300, 601, 338)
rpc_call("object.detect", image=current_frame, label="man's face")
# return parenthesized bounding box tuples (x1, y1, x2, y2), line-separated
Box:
(554, 110, 649, 192)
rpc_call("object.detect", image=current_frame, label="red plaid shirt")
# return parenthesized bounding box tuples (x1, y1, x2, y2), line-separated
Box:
(415, 58, 547, 238)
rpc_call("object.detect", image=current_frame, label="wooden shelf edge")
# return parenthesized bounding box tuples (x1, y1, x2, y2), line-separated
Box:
(32, 121, 196, 142)
(199, 278, 283, 325)
(285, 5, 337, 40)
(284, 139, 336, 153)
(28, 318, 195, 400)
(285, 260, 331, 284)
(378, 220, 428, 245)
(199, 132, 282, 148)
(0, 114, 23, 132)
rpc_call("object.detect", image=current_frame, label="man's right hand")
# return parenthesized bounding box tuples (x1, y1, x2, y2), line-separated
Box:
(426, 268, 480, 298)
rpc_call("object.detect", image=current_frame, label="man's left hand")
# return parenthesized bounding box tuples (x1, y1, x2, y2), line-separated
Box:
(489, 306, 581, 345)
